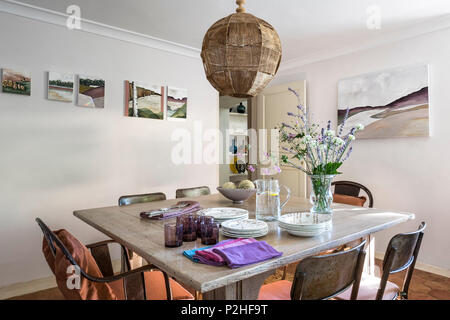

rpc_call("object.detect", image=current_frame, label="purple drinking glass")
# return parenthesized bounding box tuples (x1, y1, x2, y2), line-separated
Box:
(201, 221, 220, 245)
(197, 215, 214, 237)
(164, 223, 183, 248)
(181, 214, 197, 242)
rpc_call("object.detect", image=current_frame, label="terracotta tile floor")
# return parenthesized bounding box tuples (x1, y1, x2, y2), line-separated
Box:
(7, 260, 449, 300)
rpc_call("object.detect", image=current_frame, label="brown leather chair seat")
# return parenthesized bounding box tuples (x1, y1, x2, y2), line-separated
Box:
(333, 193, 367, 207)
(259, 280, 292, 300)
(110, 270, 193, 300)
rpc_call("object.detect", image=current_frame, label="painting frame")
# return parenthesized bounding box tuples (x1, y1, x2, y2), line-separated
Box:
(47, 71, 74, 103)
(77, 74, 105, 109)
(124, 81, 165, 120)
(167, 86, 188, 121)
(337, 64, 430, 139)
(1, 68, 31, 96)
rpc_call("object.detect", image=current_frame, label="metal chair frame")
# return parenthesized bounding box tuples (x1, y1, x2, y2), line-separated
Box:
(36, 218, 172, 300)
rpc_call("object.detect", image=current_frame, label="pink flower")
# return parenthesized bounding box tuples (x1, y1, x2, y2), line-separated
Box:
(274, 166, 282, 173)
(248, 165, 255, 173)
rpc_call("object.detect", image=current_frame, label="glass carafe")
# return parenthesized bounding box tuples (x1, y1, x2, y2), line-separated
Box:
(254, 179, 291, 221)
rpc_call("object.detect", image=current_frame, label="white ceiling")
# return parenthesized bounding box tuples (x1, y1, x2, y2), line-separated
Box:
(16, 0, 450, 65)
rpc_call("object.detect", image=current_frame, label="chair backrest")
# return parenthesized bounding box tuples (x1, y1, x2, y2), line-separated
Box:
(176, 186, 211, 199)
(377, 222, 426, 299)
(291, 240, 367, 300)
(332, 180, 374, 208)
(118, 192, 166, 206)
(36, 218, 118, 300)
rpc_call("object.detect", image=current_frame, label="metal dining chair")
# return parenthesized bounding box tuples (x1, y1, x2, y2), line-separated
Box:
(36, 218, 194, 300)
(176, 186, 211, 199)
(118, 192, 167, 271)
(259, 240, 367, 300)
(118, 192, 166, 206)
(332, 180, 374, 208)
(337, 222, 426, 300)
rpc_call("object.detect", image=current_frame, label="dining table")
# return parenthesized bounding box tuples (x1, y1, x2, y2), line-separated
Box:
(73, 193, 415, 300)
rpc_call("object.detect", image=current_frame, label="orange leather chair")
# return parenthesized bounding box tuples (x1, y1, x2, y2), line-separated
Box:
(36, 218, 193, 300)
(332, 180, 373, 208)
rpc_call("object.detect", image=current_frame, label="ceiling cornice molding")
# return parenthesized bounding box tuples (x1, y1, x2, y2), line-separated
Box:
(0, 0, 202, 59)
(279, 14, 450, 74)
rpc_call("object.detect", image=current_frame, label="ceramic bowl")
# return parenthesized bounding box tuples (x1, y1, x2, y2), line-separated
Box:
(216, 187, 256, 204)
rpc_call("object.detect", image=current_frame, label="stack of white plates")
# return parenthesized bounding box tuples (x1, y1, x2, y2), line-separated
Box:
(221, 219, 269, 238)
(197, 208, 249, 224)
(278, 212, 332, 237)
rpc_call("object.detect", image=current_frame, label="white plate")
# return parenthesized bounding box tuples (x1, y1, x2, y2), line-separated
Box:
(198, 208, 249, 221)
(280, 226, 328, 237)
(278, 212, 332, 230)
(278, 220, 332, 231)
(221, 219, 268, 232)
(214, 215, 249, 222)
(222, 227, 269, 236)
(221, 230, 268, 239)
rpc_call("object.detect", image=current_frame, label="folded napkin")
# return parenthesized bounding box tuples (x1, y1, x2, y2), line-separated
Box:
(213, 241, 283, 269)
(194, 238, 257, 266)
(140, 201, 200, 220)
(183, 240, 233, 262)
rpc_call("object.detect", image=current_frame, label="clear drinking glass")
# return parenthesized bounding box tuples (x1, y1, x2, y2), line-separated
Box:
(254, 179, 291, 221)
(164, 223, 183, 248)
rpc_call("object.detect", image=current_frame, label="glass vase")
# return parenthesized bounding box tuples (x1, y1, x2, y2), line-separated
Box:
(309, 174, 335, 215)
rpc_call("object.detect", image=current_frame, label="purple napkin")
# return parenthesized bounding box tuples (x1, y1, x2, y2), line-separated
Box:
(140, 201, 200, 220)
(212, 241, 283, 269)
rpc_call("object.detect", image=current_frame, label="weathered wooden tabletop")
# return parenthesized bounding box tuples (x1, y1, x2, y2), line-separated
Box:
(74, 194, 414, 299)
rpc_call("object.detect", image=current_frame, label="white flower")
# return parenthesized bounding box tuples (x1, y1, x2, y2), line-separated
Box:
(332, 137, 345, 146)
(348, 134, 355, 141)
(308, 139, 318, 148)
(302, 135, 312, 144)
(355, 124, 365, 131)
(325, 130, 335, 137)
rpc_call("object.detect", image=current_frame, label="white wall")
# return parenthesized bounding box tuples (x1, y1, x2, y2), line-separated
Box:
(0, 13, 219, 287)
(275, 28, 450, 271)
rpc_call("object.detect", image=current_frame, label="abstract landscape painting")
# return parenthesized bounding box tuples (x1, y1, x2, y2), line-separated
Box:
(167, 87, 187, 120)
(125, 81, 164, 120)
(1, 69, 31, 96)
(48, 72, 74, 102)
(338, 64, 429, 139)
(77, 75, 105, 108)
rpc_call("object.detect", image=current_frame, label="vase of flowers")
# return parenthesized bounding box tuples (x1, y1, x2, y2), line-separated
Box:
(279, 89, 364, 215)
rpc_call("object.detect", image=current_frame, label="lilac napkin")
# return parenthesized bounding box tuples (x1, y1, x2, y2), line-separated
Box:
(212, 241, 283, 269)
(194, 238, 257, 266)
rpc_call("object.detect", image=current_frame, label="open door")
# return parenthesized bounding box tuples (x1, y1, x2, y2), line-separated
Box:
(251, 81, 308, 199)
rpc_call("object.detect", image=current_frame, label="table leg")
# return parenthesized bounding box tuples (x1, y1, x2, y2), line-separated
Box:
(364, 234, 376, 276)
(203, 270, 275, 300)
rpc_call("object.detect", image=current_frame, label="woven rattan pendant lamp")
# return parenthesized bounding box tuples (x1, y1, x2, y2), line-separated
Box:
(201, 0, 282, 98)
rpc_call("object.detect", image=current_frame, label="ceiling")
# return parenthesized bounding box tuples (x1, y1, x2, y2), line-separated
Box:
(17, 0, 450, 64)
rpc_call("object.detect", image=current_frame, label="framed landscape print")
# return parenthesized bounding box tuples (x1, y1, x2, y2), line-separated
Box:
(1, 69, 31, 96)
(338, 64, 430, 139)
(124, 81, 164, 120)
(77, 75, 105, 108)
(167, 86, 187, 120)
(47, 72, 74, 102)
